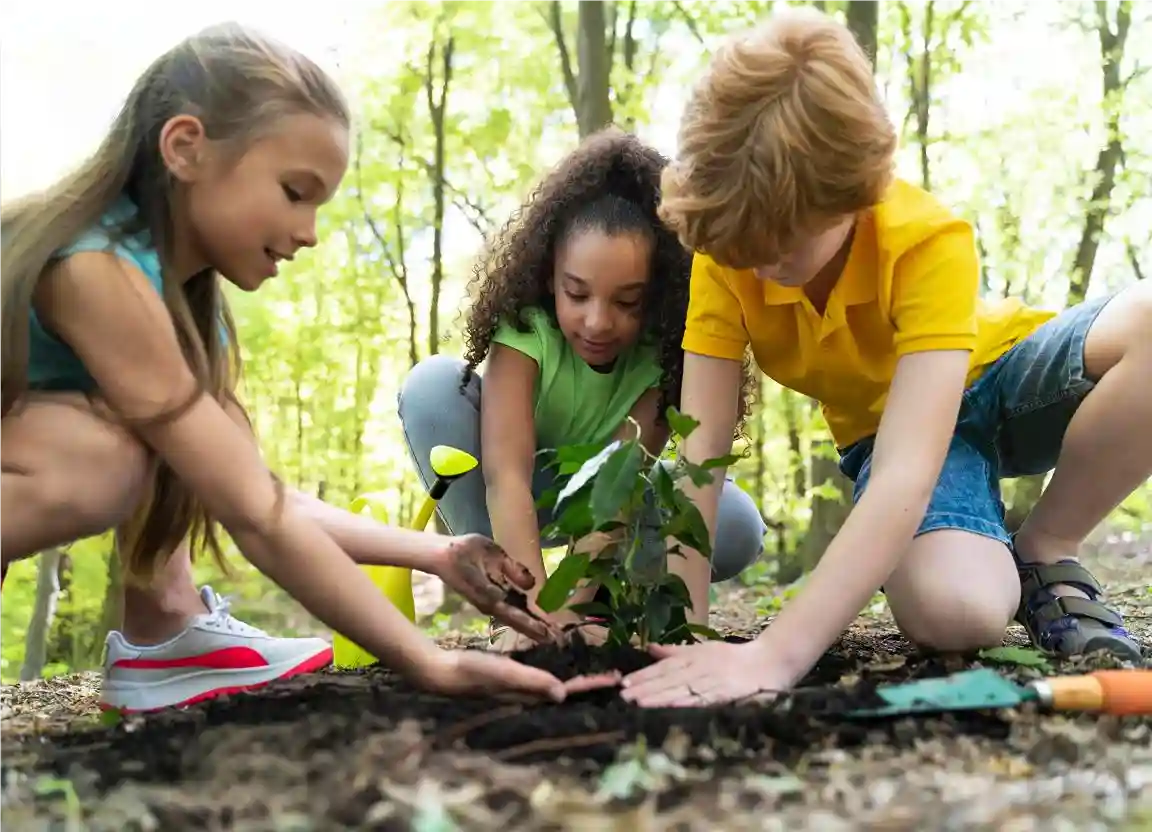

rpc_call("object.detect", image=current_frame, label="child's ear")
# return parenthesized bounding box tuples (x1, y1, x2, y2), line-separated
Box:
(158, 115, 210, 183)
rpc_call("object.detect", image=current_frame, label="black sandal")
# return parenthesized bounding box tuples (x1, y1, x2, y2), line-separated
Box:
(1013, 550, 1142, 663)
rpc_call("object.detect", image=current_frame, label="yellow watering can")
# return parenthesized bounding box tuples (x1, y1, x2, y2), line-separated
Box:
(332, 444, 479, 668)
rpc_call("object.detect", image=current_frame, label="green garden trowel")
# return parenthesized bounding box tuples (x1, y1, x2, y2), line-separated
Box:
(850, 667, 1151, 718)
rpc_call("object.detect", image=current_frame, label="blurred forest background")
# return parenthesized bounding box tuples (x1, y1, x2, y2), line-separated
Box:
(3, 0, 1149, 682)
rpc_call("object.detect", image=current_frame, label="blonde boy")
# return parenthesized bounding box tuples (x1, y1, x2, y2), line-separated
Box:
(621, 7, 1146, 707)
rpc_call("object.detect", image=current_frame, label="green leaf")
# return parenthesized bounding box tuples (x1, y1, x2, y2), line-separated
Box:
(701, 453, 742, 470)
(659, 601, 693, 645)
(644, 592, 673, 642)
(535, 487, 559, 510)
(568, 601, 613, 618)
(652, 461, 678, 507)
(543, 497, 594, 540)
(555, 440, 621, 514)
(546, 442, 604, 473)
(977, 645, 1051, 670)
(665, 406, 700, 440)
(686, 623, 724, 641)
(661, 572, 693, 606)
(99, 708, 124, 727)
(536, 553, 591, 613)
(596, 571, 624, 602)
(675, 493, 712, 557)
(608, 622, 634, 648)
(482, 107, 514, 147)
(597, 757, 649, 801)
(590, 441, 644, 528)
(660, 497, 713, 559)
(682, 461, 717, 488)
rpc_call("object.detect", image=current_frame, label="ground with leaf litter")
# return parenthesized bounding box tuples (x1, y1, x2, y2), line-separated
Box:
(2, 544, 1150, 831)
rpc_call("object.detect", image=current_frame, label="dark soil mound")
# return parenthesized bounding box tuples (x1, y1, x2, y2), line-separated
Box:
(26, 633, 1012, 801)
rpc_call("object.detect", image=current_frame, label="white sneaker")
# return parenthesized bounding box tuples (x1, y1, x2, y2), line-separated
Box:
(100, 586, 333, 713)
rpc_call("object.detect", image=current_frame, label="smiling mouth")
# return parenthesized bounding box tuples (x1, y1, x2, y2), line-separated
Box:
(581, 339, 614, 351)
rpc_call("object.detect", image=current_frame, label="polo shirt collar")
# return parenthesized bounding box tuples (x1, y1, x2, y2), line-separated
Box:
(759, 212, 878, 308)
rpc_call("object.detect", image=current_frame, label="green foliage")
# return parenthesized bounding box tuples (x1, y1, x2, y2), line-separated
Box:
(1, 536, 113, 682)
(977, 645, 1053, 671)
(535, 407, 731, 648)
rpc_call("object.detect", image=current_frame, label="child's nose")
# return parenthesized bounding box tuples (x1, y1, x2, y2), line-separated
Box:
(585, 305, 612, 333)
(294, 215, 319, 249)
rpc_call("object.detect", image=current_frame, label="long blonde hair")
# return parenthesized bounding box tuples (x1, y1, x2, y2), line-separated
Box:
(0, 22, 350, 585)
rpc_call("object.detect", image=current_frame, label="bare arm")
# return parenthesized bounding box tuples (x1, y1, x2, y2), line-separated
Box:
(479, 344, 547, 597)
(220, 400, 449, 571)
(672, 353, 744, 624)
(38, 254, 443, 677)
(753, 350, 970, 684)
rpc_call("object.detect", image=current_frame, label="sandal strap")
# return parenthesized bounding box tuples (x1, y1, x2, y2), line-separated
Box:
(1018, 560, 1103, 598)
(1029, 595, 1125, 629)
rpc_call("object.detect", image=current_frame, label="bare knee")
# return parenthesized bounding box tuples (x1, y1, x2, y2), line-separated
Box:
(885, 530, 1019, 653)
(1085, 280, 1152, 379)
(896, 593, 1014, 652)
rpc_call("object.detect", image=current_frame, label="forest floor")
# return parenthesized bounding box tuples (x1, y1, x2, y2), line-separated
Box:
(2, 542, 1149, 831)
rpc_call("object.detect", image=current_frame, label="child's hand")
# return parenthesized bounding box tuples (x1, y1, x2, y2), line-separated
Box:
(415, 648, 621, 701)
(488, 610, 608, 653)
(433, 534, 560, 645)
(620, 640, 790, 707)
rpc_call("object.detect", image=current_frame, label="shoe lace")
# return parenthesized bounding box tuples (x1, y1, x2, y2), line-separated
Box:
(201, 591, 269, 637)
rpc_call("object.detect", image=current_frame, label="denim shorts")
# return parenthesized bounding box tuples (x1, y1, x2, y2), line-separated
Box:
(837, 294, 1115, 546)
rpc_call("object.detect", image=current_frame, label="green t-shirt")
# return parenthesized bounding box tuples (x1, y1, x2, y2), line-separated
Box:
(492, 307, 663, 451)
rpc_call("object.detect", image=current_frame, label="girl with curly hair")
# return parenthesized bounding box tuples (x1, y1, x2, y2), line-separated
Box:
(398, 128, 766, 651)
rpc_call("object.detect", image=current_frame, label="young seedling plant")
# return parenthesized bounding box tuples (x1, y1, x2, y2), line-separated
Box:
(533, 406, 741, 648)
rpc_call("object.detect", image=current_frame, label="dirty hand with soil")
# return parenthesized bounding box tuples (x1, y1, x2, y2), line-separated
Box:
(432, 533, 566, 645)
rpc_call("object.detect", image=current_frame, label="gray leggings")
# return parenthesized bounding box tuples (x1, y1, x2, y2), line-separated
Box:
(397, 354, 766, 582)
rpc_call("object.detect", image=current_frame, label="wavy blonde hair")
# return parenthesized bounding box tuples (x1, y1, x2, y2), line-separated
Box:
(0, 23, 349, 585)
(660, 7, 897, 269)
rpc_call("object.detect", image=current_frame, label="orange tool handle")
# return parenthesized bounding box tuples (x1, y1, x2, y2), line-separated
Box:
(1031, 669, 1152, 716)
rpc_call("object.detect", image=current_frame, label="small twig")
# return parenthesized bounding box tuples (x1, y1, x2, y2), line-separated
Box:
(493, 730, 627, 762)
(398, 703, 525, 763)
(671, 1, 705, 45)
(1128, 241, 1146, 281)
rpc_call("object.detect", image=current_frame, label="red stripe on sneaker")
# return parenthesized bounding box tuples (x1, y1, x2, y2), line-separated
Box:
(113, 646, 270, 670)
(102, 647, 334, 714)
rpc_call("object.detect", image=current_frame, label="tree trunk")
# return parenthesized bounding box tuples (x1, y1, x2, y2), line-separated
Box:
(354, 134, 418, 370)
(1068, 0, 1131, 305)
(549, 0, 614, 138)
(845, 0, 880, 65)
(789, 439, 853, 582)
(576, 1, 612, 136)
(20, 549, 64, 681)
(898, 0, 933, 192)
(425, 33, 454, 357)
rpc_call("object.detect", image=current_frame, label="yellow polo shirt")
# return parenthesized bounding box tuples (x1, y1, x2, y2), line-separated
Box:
(682, 179, 1055, 448)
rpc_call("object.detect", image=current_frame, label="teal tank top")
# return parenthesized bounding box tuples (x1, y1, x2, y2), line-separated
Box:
(27, 198, 165, 393)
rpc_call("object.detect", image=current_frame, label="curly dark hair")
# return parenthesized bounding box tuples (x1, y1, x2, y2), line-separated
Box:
(462, 127, 697, 425)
